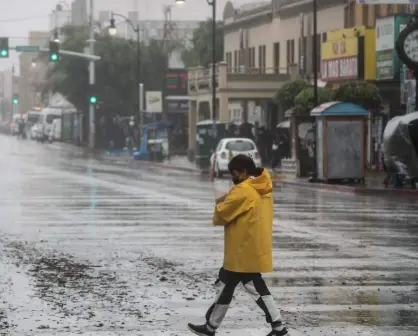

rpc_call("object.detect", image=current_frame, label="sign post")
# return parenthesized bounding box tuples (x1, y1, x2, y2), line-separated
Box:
(15, 45, 40, 52)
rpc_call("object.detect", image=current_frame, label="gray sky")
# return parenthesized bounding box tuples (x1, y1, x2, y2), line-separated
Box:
(0, 0, 246, 71)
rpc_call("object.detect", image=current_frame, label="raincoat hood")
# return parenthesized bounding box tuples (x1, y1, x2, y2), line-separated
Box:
(248, 168, 273, 195)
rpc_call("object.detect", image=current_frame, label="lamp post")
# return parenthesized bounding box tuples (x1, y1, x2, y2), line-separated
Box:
(175, 0, 217, 161)
(108, 13, 143, 129)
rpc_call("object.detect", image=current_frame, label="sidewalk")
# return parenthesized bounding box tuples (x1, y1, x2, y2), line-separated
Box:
(128, 155, 418, 198)
(48, 143, 417, 198)
(274, 172, 418, 198)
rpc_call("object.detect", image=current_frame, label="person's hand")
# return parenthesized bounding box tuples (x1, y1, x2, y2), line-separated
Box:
(216, 194, 227, 204)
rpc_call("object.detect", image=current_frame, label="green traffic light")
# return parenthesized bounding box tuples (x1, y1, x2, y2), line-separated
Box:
(12, 98, 18, 105)
(51, 53, 58, 61)
(0, 49, 7, 57)
(89, 96, 97, 104)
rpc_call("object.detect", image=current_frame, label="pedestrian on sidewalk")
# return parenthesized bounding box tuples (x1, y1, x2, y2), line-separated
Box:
(188, 155, 288, 336)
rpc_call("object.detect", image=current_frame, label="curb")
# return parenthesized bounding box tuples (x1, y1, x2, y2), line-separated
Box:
(274, 178, 418, 198)
(131, 159, 209, 174)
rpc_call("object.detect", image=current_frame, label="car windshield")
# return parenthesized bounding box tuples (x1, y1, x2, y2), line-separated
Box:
(225, 140, 255, 151)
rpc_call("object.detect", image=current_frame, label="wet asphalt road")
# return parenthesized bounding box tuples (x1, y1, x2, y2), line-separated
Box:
(0, 135, 418, 336)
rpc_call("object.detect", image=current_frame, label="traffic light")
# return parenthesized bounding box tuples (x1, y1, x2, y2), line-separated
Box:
(0, 37, 9, 58)
(49, 41, 59, 62)
(88, 84, 97, 104)
(89, 95, 97, 104)
(12, 95, 18, 104)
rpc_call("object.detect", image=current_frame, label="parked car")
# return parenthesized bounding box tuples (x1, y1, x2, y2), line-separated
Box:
(210, 137, 261, 177)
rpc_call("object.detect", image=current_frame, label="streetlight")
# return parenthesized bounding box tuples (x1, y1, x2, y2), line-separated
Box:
(53, 29, 60, 43)
(108, 12, 143, 128)
(175, 0, 217, 156)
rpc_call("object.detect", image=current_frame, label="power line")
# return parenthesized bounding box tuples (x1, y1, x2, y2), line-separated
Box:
(0, 15, 49, 23)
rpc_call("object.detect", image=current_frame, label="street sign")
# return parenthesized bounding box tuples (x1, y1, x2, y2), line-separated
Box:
(15, 45, 39, 52)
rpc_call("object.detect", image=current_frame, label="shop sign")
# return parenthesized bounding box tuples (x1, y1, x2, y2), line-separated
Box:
(375, 15, 410, 80)
(376, 49, 394, 79)
(376, 16, 395, 52)
(321, 56, 358, 81)
(321, 37, 358, 60)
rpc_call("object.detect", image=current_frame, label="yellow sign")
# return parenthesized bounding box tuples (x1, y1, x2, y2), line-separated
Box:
(321, 38, 358, 60)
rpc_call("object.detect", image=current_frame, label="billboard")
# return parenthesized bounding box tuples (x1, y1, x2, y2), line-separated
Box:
(321, 38, 359, 81)
(376, 15, 409, 80)
(145, 91, 162, 113)
(165, 69, 188, 96)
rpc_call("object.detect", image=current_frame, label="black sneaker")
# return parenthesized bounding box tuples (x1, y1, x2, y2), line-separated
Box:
(187, 323, 215, 336)
(267, 328, 288, 336)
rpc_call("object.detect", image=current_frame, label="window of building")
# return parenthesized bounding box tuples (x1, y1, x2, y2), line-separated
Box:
(249, 47, 256, 69)
(226, 52, 232, 72)
(362, 5, 369, 27)
(233, 50, 238, 72)
(258, 45, 266, 73)
(286, 39, 295, 70)
(375, 4, 381, 18)
(388, 4, 395, 15)
(273, 42, 280, 74)
(344, 1, 355, 28)
(286, 40, 295, 70)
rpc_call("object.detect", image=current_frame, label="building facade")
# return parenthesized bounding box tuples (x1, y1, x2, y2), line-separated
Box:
(18, 31, 50, 113)
(49, 4, 72, 32)
(71, 0, 88, 26)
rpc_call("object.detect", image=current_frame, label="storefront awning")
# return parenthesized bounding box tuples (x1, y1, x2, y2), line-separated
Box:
(310, 101, 368, 117)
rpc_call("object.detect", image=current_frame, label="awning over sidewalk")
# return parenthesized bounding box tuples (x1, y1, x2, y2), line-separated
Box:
(310, 101, 368, 117)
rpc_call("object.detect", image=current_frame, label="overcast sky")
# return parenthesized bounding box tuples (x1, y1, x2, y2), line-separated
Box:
(0, 0, 249, 72)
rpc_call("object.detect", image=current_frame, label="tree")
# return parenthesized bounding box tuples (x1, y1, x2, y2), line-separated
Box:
(294, 87, 335, 114)
(42, 25, 168, 116)
(274, 79, 310, 111)
(334, 81, 382, 110)
(181, 20, 224, 68)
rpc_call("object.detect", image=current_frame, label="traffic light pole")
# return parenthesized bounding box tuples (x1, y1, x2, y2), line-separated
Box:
(39, 48, 101, 61)
(88, 0, 95, 150)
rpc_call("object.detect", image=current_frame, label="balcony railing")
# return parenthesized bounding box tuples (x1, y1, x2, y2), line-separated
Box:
(226, 67, 289, 75)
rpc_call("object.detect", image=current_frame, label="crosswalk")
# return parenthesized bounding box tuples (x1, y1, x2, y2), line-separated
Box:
(0, 135, 418, 335)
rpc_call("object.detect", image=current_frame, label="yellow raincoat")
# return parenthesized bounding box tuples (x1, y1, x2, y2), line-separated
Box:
(212, 168, 273, 273)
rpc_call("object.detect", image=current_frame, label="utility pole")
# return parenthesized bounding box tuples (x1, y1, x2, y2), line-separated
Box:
(312, 0, 318, 107)
(88, 0, 95, 149)
(211, 0, 216, 136)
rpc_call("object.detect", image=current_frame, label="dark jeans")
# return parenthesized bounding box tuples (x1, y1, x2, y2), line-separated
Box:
(205, 267, 283, 331)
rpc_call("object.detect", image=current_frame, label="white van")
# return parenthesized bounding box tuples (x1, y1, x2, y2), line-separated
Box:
(26, 110, 42, 139)
(48, 119, 62, 142)
(39, 108, 62, 141)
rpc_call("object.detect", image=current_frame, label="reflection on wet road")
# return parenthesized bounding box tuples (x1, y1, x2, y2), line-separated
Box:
(1, 135, 418, 336)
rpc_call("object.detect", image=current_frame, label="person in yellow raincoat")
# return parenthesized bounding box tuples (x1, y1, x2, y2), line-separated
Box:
(188, 155, 288, 336)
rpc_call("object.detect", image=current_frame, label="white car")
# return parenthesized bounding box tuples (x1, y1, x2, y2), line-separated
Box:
(210, 137, 262, 177)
